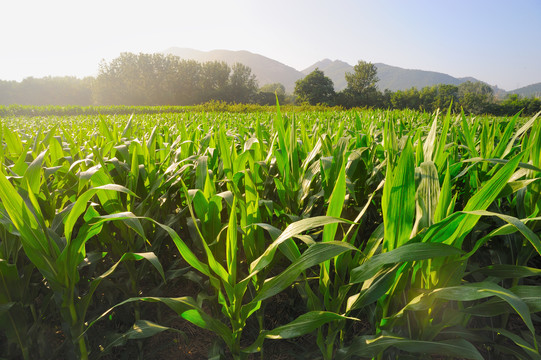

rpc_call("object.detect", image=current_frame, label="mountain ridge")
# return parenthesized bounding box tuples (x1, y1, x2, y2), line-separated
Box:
(164, 47, 303, 93)
(510, 82, 541, 97)
(163, 47, 536, 96)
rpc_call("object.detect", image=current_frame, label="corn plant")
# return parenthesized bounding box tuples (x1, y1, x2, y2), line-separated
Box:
(0, 107, 539, 360)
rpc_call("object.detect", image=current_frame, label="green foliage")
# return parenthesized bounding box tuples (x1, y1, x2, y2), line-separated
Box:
(94, 53, 260, 106)
(1, 53, 539, 118)
(340, 60, 380, 107)
(458, 81, 494, 114)
(0, 77, 93, 106)
(294, 68, 336, 105)
(259, 82, 285, 96)
(256, 83, 286, 105)
(345, 60, 379, 95)
(496, 94, 541, 116)
(0, 107, 539, 360)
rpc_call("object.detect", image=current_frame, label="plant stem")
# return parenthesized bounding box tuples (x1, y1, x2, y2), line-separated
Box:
(68, 299, 88, 360)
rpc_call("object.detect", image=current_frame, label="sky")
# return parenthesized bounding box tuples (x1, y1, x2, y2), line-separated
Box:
(1, 0, 540, 91)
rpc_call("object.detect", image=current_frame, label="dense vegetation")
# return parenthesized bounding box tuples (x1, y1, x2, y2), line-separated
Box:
(1, 53, 539, 116)
(0, 53, 273, 107)
(0, 106, 539, 359)
(295, 63, 541, 116)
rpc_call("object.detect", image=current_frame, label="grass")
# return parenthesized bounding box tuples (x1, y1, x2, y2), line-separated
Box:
(0, 106, 539, 359)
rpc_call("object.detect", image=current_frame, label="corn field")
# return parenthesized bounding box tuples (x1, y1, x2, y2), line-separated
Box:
(0, 105, 540, 359)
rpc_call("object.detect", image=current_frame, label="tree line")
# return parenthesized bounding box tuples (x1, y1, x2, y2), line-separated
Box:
(0, 53, 284, 107)
(0, 76, 93, 106)
(0, 53, 539, 115)
(294, 62, 541, 116)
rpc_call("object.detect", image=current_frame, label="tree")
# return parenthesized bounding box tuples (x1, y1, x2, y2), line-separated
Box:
(259, 83, 286, 96)
(0, 80, 16, 105)
(171, 59, 203, 105)
(419, 86, 438, 111)
(294, 68, 335, 105)
(434, 84, 459, 111)
(342, 61, 380, 107)
(93, 53, 261, 105)
(199, 61, 231, 102)
(0, 76, 92, 106)
(391, 87, 421, 110)
(345, 61, 379, 94)
(458, 81, 494, 114)
(256, 83, 286, 105)
(94, 52, 181, 105)
(226, 63, 258, 103)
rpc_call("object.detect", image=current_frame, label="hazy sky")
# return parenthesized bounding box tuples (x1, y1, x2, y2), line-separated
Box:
(2, 0, 540, 91)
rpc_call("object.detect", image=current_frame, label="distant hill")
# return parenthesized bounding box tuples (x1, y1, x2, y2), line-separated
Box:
(375, 63, 477, 92)
(163, 48, 303, 93)
(163, 48, 538, 97)
(301, 59, 352, 90)
(510, 82, 541, 98)
(302, 60, 490, 92)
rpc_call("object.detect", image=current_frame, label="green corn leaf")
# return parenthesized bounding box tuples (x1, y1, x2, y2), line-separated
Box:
(423, 112, 439, 162)
(0, 171, 59, 279)
(12, 139, 32, 176)
(64, 184, 138, 242)
(347, 265, 399, 312)
(460, 210, 541, 257)
(85, 296, 233, 346)
(226, 197, 238, 285)
(491, 113, 518, 158)
(460, 111, 479, 158)
(95, 212, 208, 279)
(180, 179, 229, 282)
(411, 161, 440, 235)
(248, 222, 301, 262)
(487, 328, 541, 360)
(91, 211, 148, 244)
(120, 114, 134, 139)
(465, 153, 523, 211)
(98, 116, 114, 143)
(79, 252, 166, 322)
(436, 282, 536, 337)
(502, 111, 540, 159)
(265, 311, 356, 339)
(464, 285, 541, 316)
(0, 260, 21, 302)
(22, 149, 48, 195)
(3, 125, 23, 156)
(322, 158, 346, 243)
(445, 152, 523, 248)
(100, 319, 184, 354)
(251, 241, 357, 303)
(433, 104, 452, 170)
(350, 242, 462, 284)
(402, 281, 536, 341)
(249, 216, 351, 276)
(434, 161, 452, 222)
(382, 139, 415, 250)
(468, 264, 541, 279)
(244, 311, 357, 354)
(337, 334, 483, 360)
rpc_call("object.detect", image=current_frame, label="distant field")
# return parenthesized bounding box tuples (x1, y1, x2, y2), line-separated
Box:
(0, 107, 539, 359)
(0, 103, 343, 117)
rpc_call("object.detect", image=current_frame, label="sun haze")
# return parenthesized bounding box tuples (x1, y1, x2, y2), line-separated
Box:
(1, 0, 540, 90)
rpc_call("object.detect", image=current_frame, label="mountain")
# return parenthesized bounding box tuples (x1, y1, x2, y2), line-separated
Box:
(510, 82, 541, 98)
(163, 48, 537, 97)
(301, 59, 352, 90)
(302, 60, 489, 92)
(374, 63, 478, 92)
(163, 47, 303, 93)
